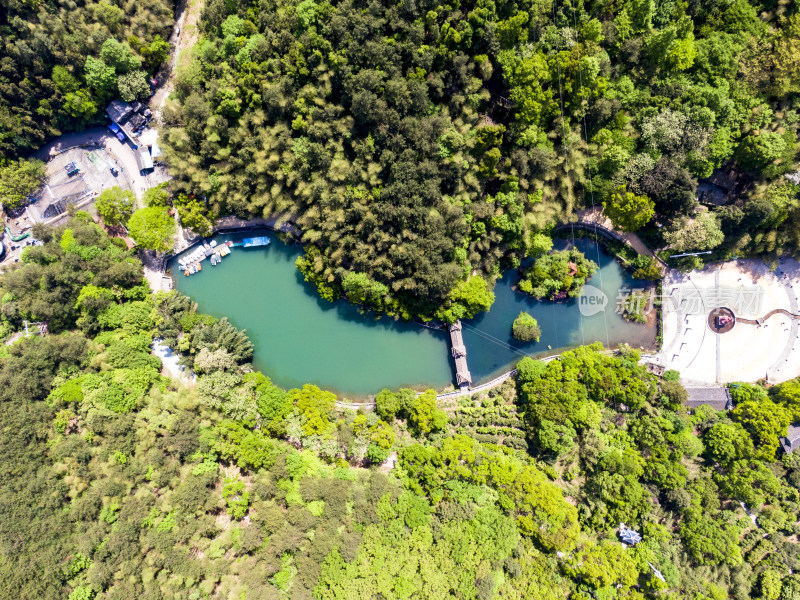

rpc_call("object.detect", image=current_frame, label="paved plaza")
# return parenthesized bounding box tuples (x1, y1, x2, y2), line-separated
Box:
(655, 259, 800, 385)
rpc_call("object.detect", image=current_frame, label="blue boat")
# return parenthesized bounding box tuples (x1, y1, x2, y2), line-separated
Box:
(241, 236, 271, 248)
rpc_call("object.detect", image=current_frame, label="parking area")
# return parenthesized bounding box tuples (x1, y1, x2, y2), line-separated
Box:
(1, 126, 171, 271)
(27, 147, 120, 223)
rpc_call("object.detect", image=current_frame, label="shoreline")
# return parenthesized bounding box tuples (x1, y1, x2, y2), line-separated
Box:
(158, 226, 660, 401)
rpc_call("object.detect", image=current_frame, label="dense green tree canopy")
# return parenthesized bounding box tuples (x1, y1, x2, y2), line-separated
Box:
(4, 232, 800, 599)
(94, 186, 135, 227)
(518, 248, 598, 299)
(603, 185, 655, 232)
(0, 0, 174, 157)
(512, 311, 541, 342)
(5, 0, 800, 596)
(127, 207, 176, 252)
(0, 217, 146, 331)
(157, 0, 800, 314)
(0, 158, 46, 210)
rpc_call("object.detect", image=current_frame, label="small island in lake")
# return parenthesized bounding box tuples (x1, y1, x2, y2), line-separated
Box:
(518, 247, 599, 300)
(512, 311, 541, 342)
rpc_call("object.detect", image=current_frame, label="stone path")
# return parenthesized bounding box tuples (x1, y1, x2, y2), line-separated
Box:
(574, 206, 663, 263)
(334, 350, 624, 411)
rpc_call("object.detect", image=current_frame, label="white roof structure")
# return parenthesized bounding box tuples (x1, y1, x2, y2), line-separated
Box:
(619, 523, 642, 545)
(135, 148, 154, 171)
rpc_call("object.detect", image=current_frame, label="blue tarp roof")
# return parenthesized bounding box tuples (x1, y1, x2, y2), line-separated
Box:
(242, 236, 271, 248)
(620, 529, 642, 544)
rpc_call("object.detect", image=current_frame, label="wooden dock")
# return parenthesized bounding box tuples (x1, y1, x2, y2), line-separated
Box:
(449, 320, 472, 389)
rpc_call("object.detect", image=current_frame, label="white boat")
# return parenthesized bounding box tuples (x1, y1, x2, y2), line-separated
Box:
(210, 240, 218, 248)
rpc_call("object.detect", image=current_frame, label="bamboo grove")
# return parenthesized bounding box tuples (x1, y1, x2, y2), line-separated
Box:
(159, 0, 800, 317)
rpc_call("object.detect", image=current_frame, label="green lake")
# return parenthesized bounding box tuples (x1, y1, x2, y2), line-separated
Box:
(171, 232, 655, 398)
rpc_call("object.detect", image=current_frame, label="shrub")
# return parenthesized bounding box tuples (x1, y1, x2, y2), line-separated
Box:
(663, 370, 680, 381)
(222, 477, 250, 519)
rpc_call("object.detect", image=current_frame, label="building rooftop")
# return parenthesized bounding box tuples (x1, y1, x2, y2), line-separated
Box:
(697, 182, 730, 207)
(128, 113, 146, 130)
(781, 424, 800, 454)
(135, 148, 154, 171)
(685, 386, 732, 411)
(107, 100, 133, 124)
(706, 167, 739, 192)
(28, 179, 89, 222)
(106, 99, 152, 145)
(42, 200, 66, 219)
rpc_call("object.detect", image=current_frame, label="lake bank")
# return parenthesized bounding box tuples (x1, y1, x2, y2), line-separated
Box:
(170, 231, 656, 398)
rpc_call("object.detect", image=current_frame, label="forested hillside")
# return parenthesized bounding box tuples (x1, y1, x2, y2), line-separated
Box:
(161, 0, 800, 317)
(4, 217, 800, 599)
(0, 0, 175, 156)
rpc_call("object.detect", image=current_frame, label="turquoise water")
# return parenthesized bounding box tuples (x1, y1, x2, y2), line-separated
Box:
(170, 232, 655, 397)
(171, 232, 452, 397)
(461, 238, 656, 381)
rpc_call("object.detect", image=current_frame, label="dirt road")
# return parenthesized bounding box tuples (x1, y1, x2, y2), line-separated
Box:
(150, 0, 205, 122)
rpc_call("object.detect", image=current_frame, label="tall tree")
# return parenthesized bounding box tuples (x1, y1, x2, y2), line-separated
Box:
(0, 159, 46, 209)
(603, 186, 655, 232)
(95, 186, 135, 227)
(127, 207, 175, 252)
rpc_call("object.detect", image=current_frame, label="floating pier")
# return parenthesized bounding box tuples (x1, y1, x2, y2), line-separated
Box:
(449, 320, 472, 390)
(178, 240, 234, 276)
(179, 235, 271, 276)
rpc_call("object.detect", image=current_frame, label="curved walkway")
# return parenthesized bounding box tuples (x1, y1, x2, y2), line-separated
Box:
(334, 350, 624, 411)
(554, 213, 667, 278)
(737, 308, 800, 325)
(335, 367, 523, 411)
(767, 267, 800, 381)
(571, 206, 667, 266)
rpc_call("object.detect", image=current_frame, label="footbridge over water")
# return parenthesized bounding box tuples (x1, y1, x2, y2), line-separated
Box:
(449, 320, 472, 390)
